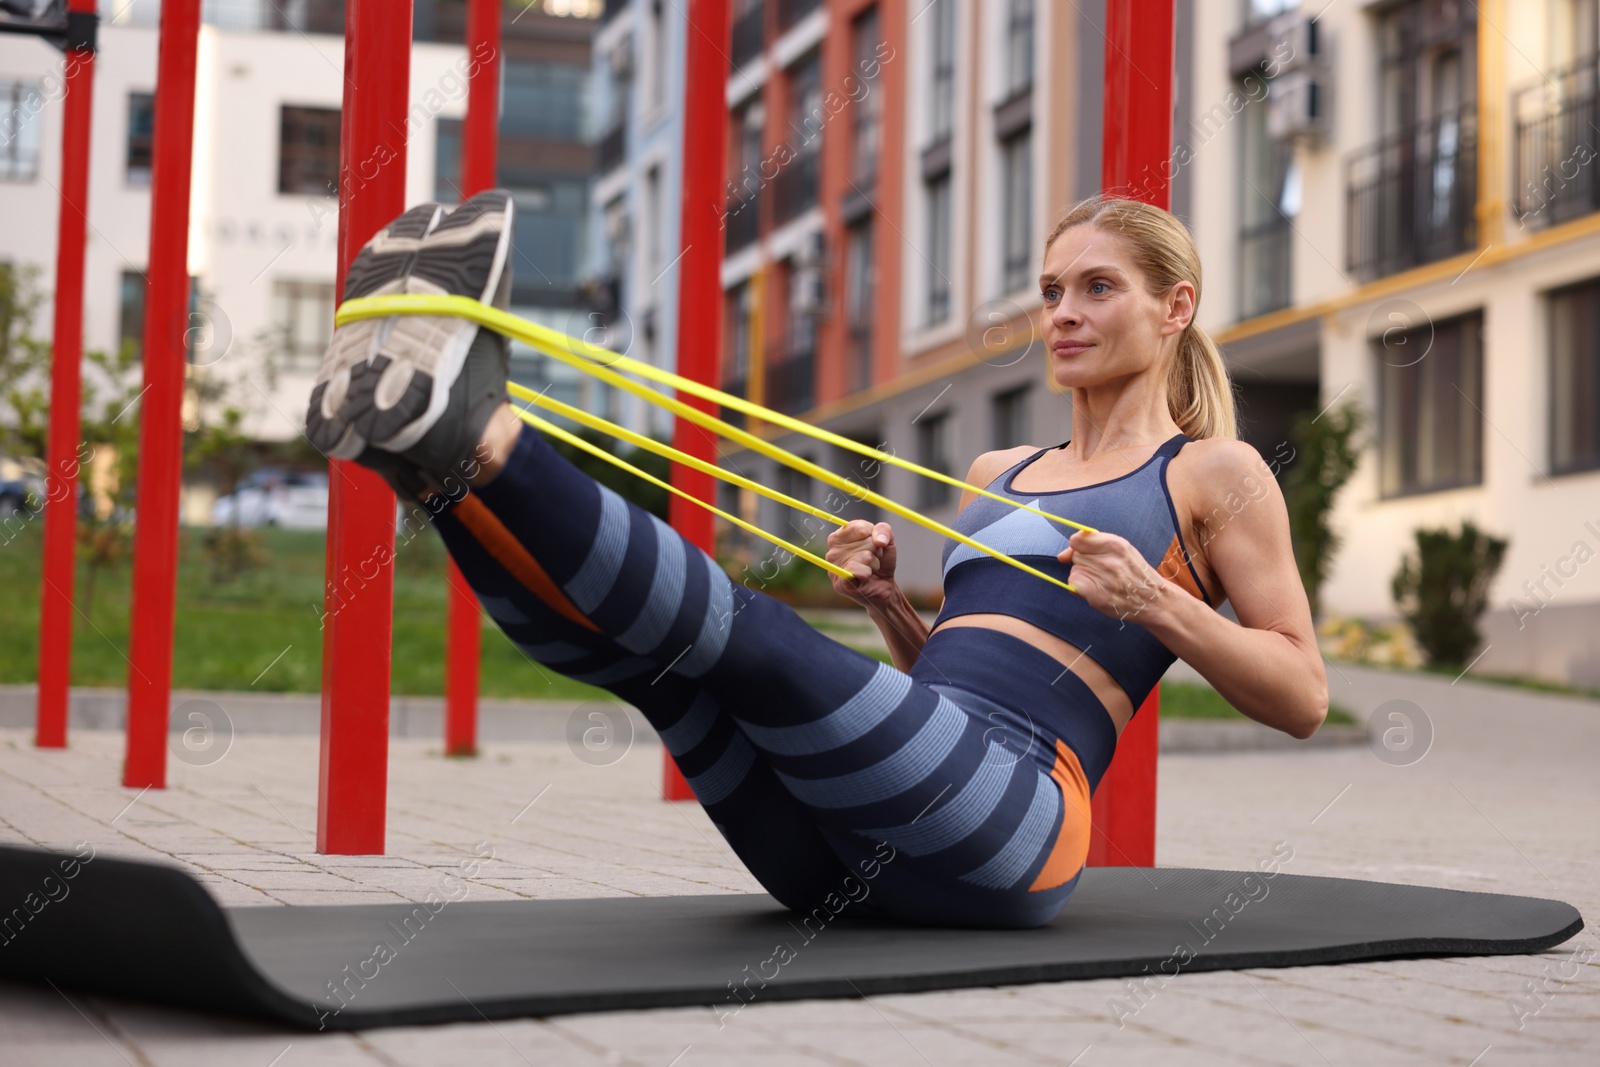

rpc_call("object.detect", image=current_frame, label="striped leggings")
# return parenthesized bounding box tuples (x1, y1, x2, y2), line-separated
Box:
(434, 422, 1115, 928)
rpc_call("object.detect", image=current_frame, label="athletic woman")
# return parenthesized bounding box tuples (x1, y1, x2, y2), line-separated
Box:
(305, 192, 1327, 930)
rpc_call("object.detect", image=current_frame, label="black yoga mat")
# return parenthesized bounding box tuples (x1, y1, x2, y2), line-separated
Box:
(0, 844, 1581, 1031)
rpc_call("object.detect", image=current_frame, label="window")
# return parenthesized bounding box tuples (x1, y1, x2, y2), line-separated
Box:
(645, 165, 662, 277)
(1377, 310, 1484, 496)
(724, 280, 754, 389)
(502, 62, 587, 141)
(649, 0, 668, 106)
(917, 412, 953, 509)
(1004, 0, 1034, 99)
(127, 92, 155, 185)
(928, 0, 956, 145)
(509, 180, 587, 301)
(774, 50, 823, 224)
(0, 81, 42, 182)
(1000, 129, 1032, 294)
(851, 5, 882, 185)
(434, 117, 462, 199)
(992, 385, 1031, 450)
(271, 280, 337, 371)
(1239, 68, 1294, 318)
(845, 219, 875, 391)
(926, 171, 952, 325)
(119, 270, 145, 361)
(278, 105, 341, 197)
(1550, 277, 1600, 475)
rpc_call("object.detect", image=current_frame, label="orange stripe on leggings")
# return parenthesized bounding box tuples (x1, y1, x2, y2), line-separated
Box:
(1028, 738, 1094, 892)
(450, 495, 600, 633)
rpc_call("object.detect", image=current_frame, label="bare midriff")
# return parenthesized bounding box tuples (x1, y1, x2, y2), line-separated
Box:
(927, 613, 1134, 739)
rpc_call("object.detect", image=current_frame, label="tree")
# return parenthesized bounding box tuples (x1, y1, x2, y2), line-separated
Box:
(1282, 396, 1365, 618)
(0, 261, 54, 460)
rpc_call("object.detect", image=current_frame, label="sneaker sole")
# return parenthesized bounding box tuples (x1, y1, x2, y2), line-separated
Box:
(305, 202, 444, 459)
(356, 191, 515, 454)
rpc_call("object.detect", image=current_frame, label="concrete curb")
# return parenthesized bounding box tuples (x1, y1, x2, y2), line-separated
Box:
(0, 685, 1360, 753)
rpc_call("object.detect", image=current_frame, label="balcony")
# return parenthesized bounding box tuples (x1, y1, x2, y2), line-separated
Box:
(765, 344, 815, 415)
(771, 149, 821, 226)
(775, 0, 821, 33)
(1238, 215, 1293, 319)
(597, 122, 627, 175)
(1514, 55, 1600, 229)
(724, 190, 760, 254)
(1346, 107, 1478, 280)
(731, 1, 765, 70)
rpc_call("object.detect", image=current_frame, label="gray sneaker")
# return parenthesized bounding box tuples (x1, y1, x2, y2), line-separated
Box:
(306, 190, 516, 499)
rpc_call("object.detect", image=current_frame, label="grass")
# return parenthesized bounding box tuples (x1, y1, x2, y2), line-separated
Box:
(0, 522, 611, 701)
(1327, 654, 1600, 703)
(0, 522, 1363, 725)
(1161, 681, 1358, 726)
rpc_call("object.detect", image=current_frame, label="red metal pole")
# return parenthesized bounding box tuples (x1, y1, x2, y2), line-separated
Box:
(1085, 0, 1175, 869)
(663, 0, 731, 800)
(123, 0, 201, 788)
(317, 0, 411, 853)
(36, 1, 98, 750)
(443, 0, 501, 759)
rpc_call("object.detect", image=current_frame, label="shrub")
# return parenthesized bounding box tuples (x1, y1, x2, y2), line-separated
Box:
(1390, 521, 1508, 667)
(1283, 396, 1365, 618)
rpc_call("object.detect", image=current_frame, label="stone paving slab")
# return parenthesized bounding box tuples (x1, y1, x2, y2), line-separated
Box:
(0, 662, 1596, 1066)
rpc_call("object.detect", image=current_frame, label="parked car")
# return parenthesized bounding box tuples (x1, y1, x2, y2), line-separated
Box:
(211, 468, 329, 529)
(0, 454, 46, 519)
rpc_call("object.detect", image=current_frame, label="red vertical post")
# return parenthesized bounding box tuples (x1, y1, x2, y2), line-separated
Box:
(317, 0, 411, 853)
(1085, 0, 1175, 869)
(123, 0, 202, 788)
(444, 0, 501, 758)
(663, 0, 731, 800)
(36, 0, 98, 750)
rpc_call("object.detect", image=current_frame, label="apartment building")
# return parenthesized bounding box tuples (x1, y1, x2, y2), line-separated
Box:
(0, 0, 598, 517)
(713, 0, 1150, 596)
(1188, 0, 1600, 686)
(586, 0, 689, 438)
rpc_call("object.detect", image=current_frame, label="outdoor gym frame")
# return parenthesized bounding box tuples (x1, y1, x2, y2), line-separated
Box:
(32, 0, 1173, 867)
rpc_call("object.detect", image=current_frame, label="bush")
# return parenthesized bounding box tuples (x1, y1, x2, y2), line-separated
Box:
(1390, 521, 1508, 667)
(1283, 397, 1365, 618)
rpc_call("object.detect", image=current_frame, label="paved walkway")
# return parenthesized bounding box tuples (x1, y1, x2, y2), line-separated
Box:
(1, 664, 1595, 1066)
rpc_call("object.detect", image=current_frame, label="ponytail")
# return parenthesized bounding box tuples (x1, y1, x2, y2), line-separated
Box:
(1170, 322, 1237, 440)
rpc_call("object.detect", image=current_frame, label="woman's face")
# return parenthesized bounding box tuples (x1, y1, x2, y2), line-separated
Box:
(1038, 223, 1192, 393)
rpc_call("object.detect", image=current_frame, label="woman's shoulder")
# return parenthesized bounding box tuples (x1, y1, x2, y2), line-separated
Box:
(968, 444, 1041, 481)
(1169, 436, 1284, 515)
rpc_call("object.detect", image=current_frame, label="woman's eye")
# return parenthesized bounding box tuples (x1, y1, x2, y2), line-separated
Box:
(1089, 281, 1111, 295)
(1042, 286, 1060, 301)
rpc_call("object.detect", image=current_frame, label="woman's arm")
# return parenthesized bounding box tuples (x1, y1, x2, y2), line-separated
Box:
(865, 592, 932, 673)
(1058, 439, 1329, 738)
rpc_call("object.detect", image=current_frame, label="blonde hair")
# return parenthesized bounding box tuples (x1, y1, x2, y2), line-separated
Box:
(1043, 196, 1237, 440)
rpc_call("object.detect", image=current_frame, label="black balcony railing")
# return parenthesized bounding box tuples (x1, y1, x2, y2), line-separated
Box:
(1513, 55, 1600, 229)
(732, 1, 765, 69)
(598, 122, 626, 175)
(765, 345, 815, 415)
(771, 149, 821, 226)
(1346, 106, 1478, 279)
(724, 190, 760, 254)
(1238, 215, 1293, 319)
(849, 324, 872, 393)
(775, 0, 821, 33)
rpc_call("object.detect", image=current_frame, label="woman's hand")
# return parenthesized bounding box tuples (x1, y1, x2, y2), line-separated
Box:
(1058, 529, 1169, 624)
(827, 520, 900, 610)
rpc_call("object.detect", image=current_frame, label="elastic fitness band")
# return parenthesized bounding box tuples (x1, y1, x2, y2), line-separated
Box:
(334, 295, 1098, 596)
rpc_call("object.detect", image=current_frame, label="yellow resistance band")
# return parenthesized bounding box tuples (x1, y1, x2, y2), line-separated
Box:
(334, 295, 1094, 597)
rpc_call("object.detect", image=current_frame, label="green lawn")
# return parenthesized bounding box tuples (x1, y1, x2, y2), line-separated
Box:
(1162, 680, 1357, 725)
(0, 522, 1359, 725)
(0, 523, 610, 701)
